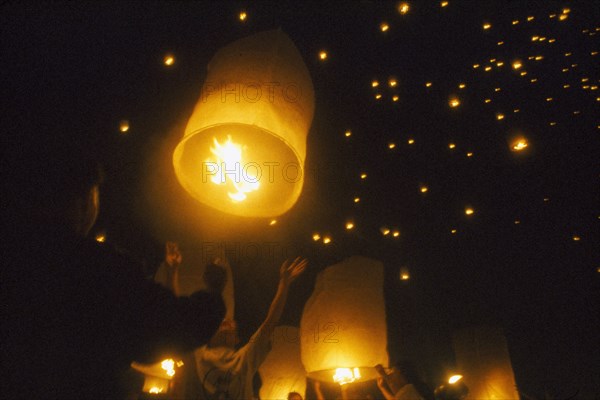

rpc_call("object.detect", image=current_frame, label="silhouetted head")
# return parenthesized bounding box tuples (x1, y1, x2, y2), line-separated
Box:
(287, 391, 303, 400)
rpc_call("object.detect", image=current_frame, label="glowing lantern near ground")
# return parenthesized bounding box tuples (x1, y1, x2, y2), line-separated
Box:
(259, 326, 306, 400)
(173, 30, 315, 217)
(300, 256, 389, 384)
(131, 358, 182, 395)
(452, 326, 519, 399)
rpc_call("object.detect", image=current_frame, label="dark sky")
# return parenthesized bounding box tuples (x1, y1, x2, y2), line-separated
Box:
(2, 1, 599, 397)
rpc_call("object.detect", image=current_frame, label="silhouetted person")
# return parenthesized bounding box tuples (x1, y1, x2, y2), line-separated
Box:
(194, 257, 308, 399)
(2, 140, 225, 399)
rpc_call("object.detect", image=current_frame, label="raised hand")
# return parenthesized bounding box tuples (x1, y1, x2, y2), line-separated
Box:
(279, 257, 308, 286)
(165, 241, 182, 268)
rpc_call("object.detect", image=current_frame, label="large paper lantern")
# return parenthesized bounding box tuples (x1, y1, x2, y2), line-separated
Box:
(300, 256, 389, 384)
(452, 325, 519, 400)
(173, 29, 315, 217)
(258, 326, 307, 399)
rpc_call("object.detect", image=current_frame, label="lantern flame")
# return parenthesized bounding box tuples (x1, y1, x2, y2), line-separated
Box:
(161, 359, 176, 377)
(449, 374, 463, 384)
(207, 135, 260, 202)
(333, 368, 362, 385)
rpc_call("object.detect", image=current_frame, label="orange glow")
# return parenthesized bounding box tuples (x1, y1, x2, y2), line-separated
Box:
(371, 80, 379, 87)
(161, 359, 176, 377)
(392, 230, 400, 238)
(380, 22, 389, 32)
(441, 1, 449, 7)
(206, 136, 260, 202)
(408, 138, 415, 144)
(380, 227, 390, 236)
(322, 236, 332, 244)
(333, 368, 362, 385)
(360, 173, 367, 179)
(449, 374, 463, 384)
(420, 186, 428, 193)
(512, 60, 523, 70)
(483, 23, 491, 30)
(388, 78, 397, 87)
(119, 120, 130, 133)
(465, 207, 474, 216)
(269, 219, 277, 226)
(392, 95, 399, 102)
(425, 82, 432, 87)
(511, 138, 528, 151)
(346, 221, 355, 230)
(448, 143, 456, 149)
(345, 130, 352, 137)
(319, 50, 328, 60)
(398, 2, 410, 14)
(388, 142, 396, 149)
(95, 233, 106, 243)
(400, 267, 410, 281)
(496, 113, 505, 120)
(163, 54, 175, 66)
(312, 233, 321, 241)
(449, 97, 460, 108)
(458, 83, 466, 89)
(354, 197, 360, 203)
(239, 11, 247, 21)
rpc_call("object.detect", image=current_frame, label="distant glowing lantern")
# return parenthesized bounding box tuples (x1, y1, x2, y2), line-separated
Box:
(465, 207, 474, 216)
(388, 142, 396, 149)
(425, 82, 432, 87)
(313, 233, 321, 241)
(392, 230, 400, 238)
(173, 30, 315, 217)
(95, 232, 106, 243)
(398, 2, 410, 14)
(380, 227, 390, 236)
(380, 22, 390, 32)
(458, 83, 466, 89)
(511, 138, 528, 151)
(259, 326, 306, 400)
(392, 95, 399, 102)
(354, 197, 360, 203)
(420, 186, 428, 193)
(399, 267, 410, 281)
(345, 130, 352, 137)
(360, 173, 367, 180)
(448, 143, 456, 149)
(163, 54, 175, 67)
(375, 94, 382, 100)
(496, 113, 505, 120)
(269, 219, 277, 226)
(467, 152, 473, 157)
(388, 78, 397, 87)
(319, 50, 328, 60)
(239, 11, 247, 21)
(119, 120, 130, 133)
(449, 97, 461, 108)
(408, 138, 415, 144)
(345, 221, 354, 230)
(451, 229, 457, 234)
(483, 23, 491, 30)
(441, 1, 449, 7)
(452, 325, 519, 400)
(512, 60, 522, 70)
(372, 80, 379, 88)
(300, 256, 388, 384)
(323, 236, 332, 244)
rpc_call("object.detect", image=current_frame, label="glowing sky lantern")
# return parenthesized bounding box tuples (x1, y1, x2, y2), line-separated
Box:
(163, 54, 175, 67)
(259, 326, 307, 400)
(453, 326, 519, 400)
(449, 97, 461, 108)
(119, 120, 130, 133)
(398, 2, 410, 15)
(319, 50, 328, 60)
(173, 30, 315, 217)
(511, 138, 528, 151)
(301, 257, 388, 384)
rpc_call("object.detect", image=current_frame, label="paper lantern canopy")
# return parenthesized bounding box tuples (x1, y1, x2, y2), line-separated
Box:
(173, 29, 315, 217)
(300, 256, 389, 384)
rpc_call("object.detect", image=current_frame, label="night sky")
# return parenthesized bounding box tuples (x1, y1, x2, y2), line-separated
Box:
(3, 1, 599, 398)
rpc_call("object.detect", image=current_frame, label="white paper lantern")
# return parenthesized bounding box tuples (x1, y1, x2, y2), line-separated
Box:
(300, 256, 389, 383)
(452, 325, 519, 400)
(173, 29, 315, 217)
(259, 326, 307, 399)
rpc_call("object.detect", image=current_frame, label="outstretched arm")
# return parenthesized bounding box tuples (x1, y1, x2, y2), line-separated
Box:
(163, 241, 182, 296)
(260, 257, 308, 332)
